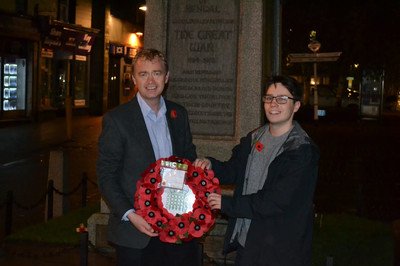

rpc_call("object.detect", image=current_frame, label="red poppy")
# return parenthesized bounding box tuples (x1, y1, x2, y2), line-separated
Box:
(211, 177, 219, 186)
(140, 162, 158, 178)
(135, 196, 155, 211)
(154, 189, 175, 220)
(182, 233, 194, 242)
(255, 142, 263, 151)
(192, 207, 212, 224)
(76, 223, 87, 233)
(154, 190, 164, 209)
(193, 199, 214, 215)
(143, 171, 161, 188)
(193, 176, 213, 192)
(150, 216, 168, 233)
(163, 211, 176, 221)
(197, 190, 211, 201)
(196, 191, 218, 217)
(159, 224, 179, 243)
(198, 184, 221, 199)
(135, 185, 155, 200)
(171, 110, 177, 118)
(189, 220, 209, 238)
(137, 206, 162, 225)
(185, 163, 195, 181)
(190, 167, 206, 185)
(180, 211, 193, 220)
(203, 169, 214, 180)
(171, 216, 191, 237)
(181, 158, 191, 165)
(136, 179, 144, 190)
(159, 208, 175, 221)
(211, 178, 222, 194)
(192, 199, 204, 210)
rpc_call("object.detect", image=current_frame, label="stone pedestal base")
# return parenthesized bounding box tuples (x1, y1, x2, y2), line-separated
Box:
(87, 213, 114, 252)
(199, 216, 236, 265)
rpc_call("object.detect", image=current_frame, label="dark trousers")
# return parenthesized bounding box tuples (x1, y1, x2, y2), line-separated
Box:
(234, 243, 245, 266)
(115, 237, 200, 266)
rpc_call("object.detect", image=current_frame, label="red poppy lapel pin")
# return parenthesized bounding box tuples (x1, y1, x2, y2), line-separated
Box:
(253, 140, 263, 152)
(171, 110, 177, 118)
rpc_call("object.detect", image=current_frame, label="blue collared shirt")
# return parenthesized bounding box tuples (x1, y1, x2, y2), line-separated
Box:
(123, 93, 173, 220)
(137, 93, 173, 160)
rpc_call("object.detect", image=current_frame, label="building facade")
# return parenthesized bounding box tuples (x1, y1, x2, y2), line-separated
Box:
(0, 0, 144, 124)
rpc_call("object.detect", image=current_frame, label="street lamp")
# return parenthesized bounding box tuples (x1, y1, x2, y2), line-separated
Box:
(289, 30, 341, 123)
(308, 40, 321, 122)
(288, 48, 341, 124)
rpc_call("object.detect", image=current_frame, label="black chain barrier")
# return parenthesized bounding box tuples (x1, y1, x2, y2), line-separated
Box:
(1, 172, 99, 237)
(86, 176, 98, 187)
(54, 182, 82, 196)
(12, 191, 48, 210)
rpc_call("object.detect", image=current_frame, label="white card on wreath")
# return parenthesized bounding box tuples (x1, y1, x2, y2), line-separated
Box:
(161, 185, 196, 216)
(160, 168, 186, 190)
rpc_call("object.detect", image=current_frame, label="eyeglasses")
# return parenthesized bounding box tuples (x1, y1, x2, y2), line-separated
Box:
(262, 95, 297, 104)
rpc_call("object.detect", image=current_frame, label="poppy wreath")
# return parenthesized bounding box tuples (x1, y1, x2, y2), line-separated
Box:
(134, 155, 221, 244)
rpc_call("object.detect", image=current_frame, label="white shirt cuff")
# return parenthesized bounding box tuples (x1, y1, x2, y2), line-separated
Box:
(122, 209, 135, 221)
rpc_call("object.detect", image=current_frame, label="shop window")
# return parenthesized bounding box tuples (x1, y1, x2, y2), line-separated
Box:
(40, 57, 53, 108)
(2, 58, 26, 112)
(41, 53, 88, 109)
(74, 58, 87, 106)
(55, 59, 69, 108)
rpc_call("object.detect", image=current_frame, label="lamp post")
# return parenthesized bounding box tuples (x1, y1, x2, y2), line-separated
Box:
(308, 40, 321, 122)
(289, 39, 341, 125)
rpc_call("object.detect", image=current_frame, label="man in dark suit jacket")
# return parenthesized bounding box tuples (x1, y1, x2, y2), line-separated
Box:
(96, 49, 198, 266)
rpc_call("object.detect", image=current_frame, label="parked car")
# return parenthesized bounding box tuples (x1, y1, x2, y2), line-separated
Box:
(308, 85, 337, 107)
(341, 88, 360, 109)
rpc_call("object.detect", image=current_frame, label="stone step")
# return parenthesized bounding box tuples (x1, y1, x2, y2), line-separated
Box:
(199, 214, 236, 265)
(200, 235, 236, 265)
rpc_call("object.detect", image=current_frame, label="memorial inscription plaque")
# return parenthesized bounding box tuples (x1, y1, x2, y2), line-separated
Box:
(167, 0, 239, 137)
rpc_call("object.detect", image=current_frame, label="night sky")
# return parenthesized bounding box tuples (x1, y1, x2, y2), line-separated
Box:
(282, 0, 400, 83)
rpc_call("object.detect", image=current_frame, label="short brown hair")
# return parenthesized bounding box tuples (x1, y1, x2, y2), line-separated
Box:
(266, 76, 303, 102)
(132, 49, 169, 74)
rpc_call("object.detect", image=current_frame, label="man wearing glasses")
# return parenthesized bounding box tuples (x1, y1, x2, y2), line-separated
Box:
(194, 75, 320, 266)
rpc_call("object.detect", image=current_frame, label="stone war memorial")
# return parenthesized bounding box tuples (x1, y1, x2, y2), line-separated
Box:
(166, 0, 239, 138)
(145, 0, 275, 160)
(89, 0, 277, 263)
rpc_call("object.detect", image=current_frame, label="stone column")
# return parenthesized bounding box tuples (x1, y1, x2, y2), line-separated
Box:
(45, 150, 69, 220)
(145, 0, 265, 161)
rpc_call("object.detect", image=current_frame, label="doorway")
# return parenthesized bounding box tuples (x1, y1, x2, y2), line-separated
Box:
(108, 57, 120, 110)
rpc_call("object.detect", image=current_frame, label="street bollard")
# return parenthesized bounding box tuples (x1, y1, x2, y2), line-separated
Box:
(80, 231, 88, 266)
(5, 190, 13, 236)
(82, 172, 88, 208)
(47, 180, 54, 220)
(326, 255, 333, 266)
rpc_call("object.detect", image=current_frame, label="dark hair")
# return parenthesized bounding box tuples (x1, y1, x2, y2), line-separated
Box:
(132, 49, 169, 74)
(266, 76, 303, 102)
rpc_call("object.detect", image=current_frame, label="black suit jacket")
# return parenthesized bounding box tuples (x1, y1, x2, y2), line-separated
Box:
(96, 96, 197, 248)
